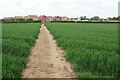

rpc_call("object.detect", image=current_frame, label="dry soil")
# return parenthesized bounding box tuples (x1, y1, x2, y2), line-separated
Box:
(22, 24, 76, 78)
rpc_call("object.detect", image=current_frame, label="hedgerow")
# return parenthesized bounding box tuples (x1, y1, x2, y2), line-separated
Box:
(51, 21, 119, 23)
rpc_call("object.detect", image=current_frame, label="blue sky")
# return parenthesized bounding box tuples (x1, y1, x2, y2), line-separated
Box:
(0, 0, 119, 19)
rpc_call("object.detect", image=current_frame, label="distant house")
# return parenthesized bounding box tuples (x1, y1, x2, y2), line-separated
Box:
(4, 17, 12, 19)
(24, 16, 28, 19)
(109, 20, 119, 22)
(61, 16, 68, 21)
(53, 16, 62, 21)
(28, 15, 38, 20)
(15, 16, 24, 19)
(46, 16, 53, 22)
(39, 15, 53, 23)
(39, 15, 48, 23)
(38, 16, 41, 20)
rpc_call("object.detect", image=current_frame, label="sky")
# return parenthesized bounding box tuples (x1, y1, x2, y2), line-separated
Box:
(0, 0, 119, 19)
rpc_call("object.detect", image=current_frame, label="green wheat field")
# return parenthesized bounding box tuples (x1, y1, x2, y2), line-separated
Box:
(2, 23, 41, 78)
(2, 23, 119, 78)
(45, 23, 119, 78)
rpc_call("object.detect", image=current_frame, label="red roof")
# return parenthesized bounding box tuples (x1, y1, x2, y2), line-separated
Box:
(46, 16, 52, 18)
(60, 16, 68, 18)
(24, 16, 28, 18)
(15, 16, 24, 19)
(28, 15, 38, 18)
(39, 15, 47, 18)
(53, 16, 61, 18)
(4, 17, 12, 19)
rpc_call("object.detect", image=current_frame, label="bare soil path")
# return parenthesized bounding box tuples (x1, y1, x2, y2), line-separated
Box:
(22, 24, 76, 78)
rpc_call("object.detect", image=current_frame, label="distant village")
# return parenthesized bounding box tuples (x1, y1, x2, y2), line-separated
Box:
(3, 15, 119, 23)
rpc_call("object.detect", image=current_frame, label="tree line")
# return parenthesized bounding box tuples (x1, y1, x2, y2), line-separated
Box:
(80, 16, 119, 20)
(2, 18, 41, 23)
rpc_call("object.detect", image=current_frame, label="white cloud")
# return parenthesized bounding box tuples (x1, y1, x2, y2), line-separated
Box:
(0, 0, 119, 18)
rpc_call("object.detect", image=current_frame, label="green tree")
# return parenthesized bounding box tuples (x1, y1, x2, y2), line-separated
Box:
(112, 17, 117, 20)
(93, 16, 100, 20)
(16, 18, 25, 22)
(27, 18, 33, 22)
(80, 16, 87, 20)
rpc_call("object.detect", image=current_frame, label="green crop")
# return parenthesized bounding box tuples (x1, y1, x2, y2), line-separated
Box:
(2, 23, 41, 78)
(45, 23, 119, 78)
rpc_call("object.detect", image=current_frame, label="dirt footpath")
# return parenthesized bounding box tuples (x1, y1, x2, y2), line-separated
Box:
(22, 24, 76, 78)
